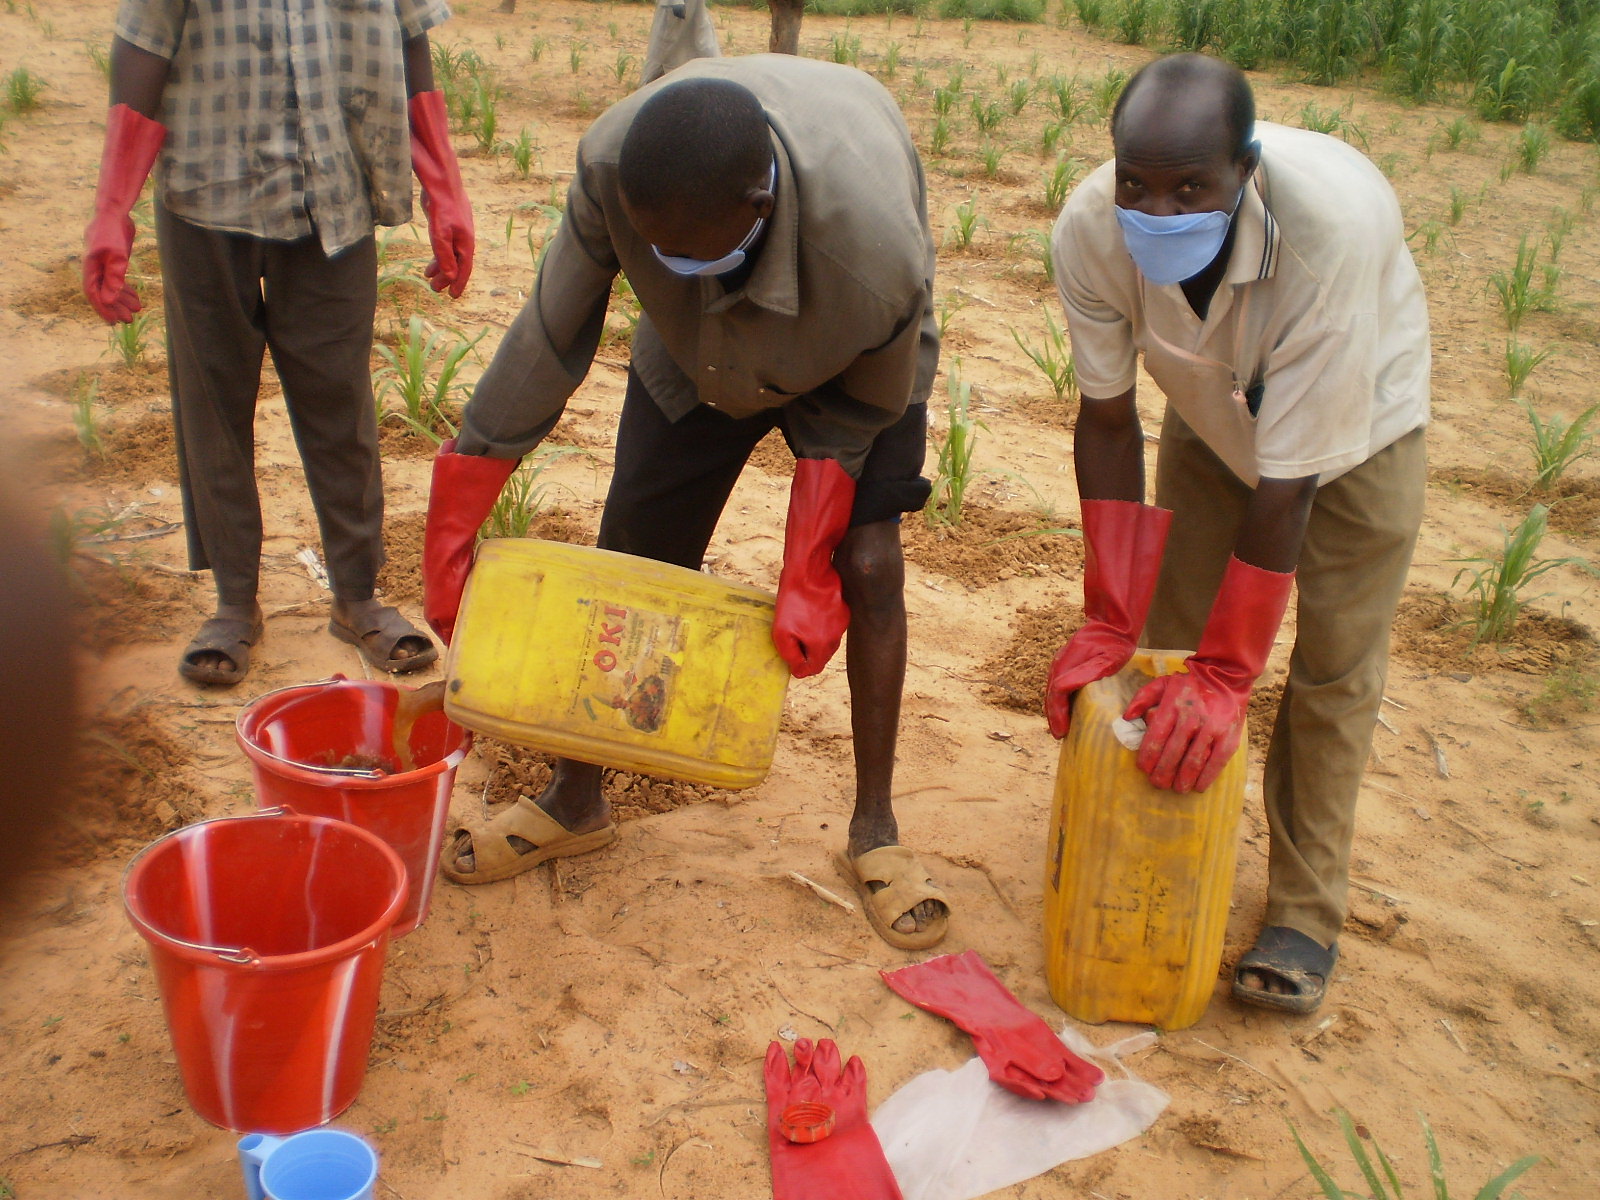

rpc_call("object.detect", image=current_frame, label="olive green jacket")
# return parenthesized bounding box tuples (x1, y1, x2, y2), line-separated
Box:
(459, 54, 938, 476)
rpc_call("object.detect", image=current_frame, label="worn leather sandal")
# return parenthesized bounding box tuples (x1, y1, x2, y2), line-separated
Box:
(442, 797, 618, 885)
(1232, 926, 1339, 1015)
(838, 845, 951, 951)
(329, 603, 438, 674)
(178, 610, 264, 687)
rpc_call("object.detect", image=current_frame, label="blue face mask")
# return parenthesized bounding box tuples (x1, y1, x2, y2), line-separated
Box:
(653, 162, 776, 278)
(1114, 187, 1244, 286)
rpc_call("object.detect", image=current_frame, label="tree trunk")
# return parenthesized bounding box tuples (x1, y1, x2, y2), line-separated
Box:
(768, 0, 803, 55)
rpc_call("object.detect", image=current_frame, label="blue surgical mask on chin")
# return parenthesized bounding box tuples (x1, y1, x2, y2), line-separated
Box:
(653, 163, 776, 278)
(1114, 187, 1244, 286)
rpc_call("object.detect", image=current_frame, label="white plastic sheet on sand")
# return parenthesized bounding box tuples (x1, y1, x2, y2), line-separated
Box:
(871, 1026, 1169, 1200)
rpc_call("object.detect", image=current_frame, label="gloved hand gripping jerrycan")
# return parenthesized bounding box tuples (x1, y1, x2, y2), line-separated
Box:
(1043, 651, 1248, 1031)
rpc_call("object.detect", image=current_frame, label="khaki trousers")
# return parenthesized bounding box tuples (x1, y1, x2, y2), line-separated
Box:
(157, 202, 385, 606)
(1143, 409, 1426, 946)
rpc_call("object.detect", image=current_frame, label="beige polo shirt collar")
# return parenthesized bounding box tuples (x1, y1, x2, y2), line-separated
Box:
(1227, 163, 1280, 289)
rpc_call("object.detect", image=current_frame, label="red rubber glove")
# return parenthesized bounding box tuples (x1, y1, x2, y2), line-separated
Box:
(881, 951, 1103, 1103)
(1124, 555, 1294, 794)
(772, 457, 855, 678)
(82, 104, 166, 324)
(765, 1038, 903, 1200)
(1045, 500, 1172, 738)
(422, 439, 519, 644)
(408, 89, 475, 298)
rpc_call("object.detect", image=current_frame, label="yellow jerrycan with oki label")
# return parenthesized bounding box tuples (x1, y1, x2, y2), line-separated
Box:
(1043, 650, 1248, 1031)
(444, 539, 791, 789)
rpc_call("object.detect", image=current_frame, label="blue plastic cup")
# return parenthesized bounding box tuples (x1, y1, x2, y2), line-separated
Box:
(238, 1129, 378, 1200)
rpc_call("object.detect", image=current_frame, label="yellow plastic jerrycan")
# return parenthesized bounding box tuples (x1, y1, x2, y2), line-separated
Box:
(444, 539, 791, 789)
(1043, 650, 1248, 1031)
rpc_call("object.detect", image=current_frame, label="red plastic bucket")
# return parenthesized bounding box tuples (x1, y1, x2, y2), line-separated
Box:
(122, 810, 407, 1134)
(236, 678, 470, 937)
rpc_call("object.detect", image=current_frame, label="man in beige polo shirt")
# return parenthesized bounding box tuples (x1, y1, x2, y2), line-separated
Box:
(422, 56, 949, 950)
(1046, 53, 1429, 1012)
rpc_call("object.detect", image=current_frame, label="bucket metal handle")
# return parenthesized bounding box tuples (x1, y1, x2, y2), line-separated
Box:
(162, 809, 285, 963)
(199, 943, 260, 965)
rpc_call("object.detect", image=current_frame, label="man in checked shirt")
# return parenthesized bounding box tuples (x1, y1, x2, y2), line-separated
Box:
(422, 58, 951, 950)
(82, 0, 475, 686)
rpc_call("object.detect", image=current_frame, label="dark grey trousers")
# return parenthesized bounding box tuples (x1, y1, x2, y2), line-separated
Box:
(156, 201, 384, 606)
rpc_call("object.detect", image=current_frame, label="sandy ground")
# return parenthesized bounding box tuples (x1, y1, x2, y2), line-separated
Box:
(2, 1, 1599, 1197)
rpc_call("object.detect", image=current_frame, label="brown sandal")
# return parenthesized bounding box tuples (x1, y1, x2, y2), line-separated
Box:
(442, 798, 618, 884)
(179, 611, 264, 687)
(838, 846, 951, 951)
(329, 604, 438, 674)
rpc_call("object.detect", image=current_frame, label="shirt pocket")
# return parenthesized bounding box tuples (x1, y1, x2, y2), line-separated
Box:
(1142, 337, 1245, 419)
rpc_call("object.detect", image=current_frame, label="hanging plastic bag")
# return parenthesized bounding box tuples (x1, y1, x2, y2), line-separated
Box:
(870, 1027, 1167, 1200)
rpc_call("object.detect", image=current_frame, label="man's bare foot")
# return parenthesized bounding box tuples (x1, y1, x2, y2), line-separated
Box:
(1236, 968, 1296, 995)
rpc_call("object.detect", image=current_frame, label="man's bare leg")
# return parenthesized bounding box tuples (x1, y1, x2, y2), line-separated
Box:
(838, 520, 944, 936)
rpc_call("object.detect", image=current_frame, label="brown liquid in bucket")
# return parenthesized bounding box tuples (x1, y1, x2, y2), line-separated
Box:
(390, 680, 447, 773)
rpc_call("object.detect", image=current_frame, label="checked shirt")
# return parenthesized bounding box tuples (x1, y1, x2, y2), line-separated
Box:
(115, 0, 450, 257)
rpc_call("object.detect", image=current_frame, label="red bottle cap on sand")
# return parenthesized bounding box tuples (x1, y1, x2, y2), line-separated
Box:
(778, 1102, 836, 1144)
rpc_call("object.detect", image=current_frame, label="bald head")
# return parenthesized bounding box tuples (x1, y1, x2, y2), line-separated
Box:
(1112, 53, 1255, 164)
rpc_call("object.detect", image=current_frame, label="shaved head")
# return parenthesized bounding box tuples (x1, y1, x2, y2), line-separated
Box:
(618, 77, 772, 220)
(1112, 53, 1255, 164)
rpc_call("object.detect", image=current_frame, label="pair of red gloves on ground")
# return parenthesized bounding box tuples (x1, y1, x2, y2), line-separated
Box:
(83, 91, 474, 324)
(1046, 500, 1294, 793)
(423, 447, 857, 677)
(764, 951, 1103, 1199)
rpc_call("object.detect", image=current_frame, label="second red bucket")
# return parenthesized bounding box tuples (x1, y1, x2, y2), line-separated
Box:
(236, 677, 470, 937)
(122, 810, 407, 1133)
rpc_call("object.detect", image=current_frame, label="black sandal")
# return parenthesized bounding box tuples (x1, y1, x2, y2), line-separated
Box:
(328, 603, 438, 674)
(178, 611, 264, 687)
(1232, 926, 1338, 1015)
